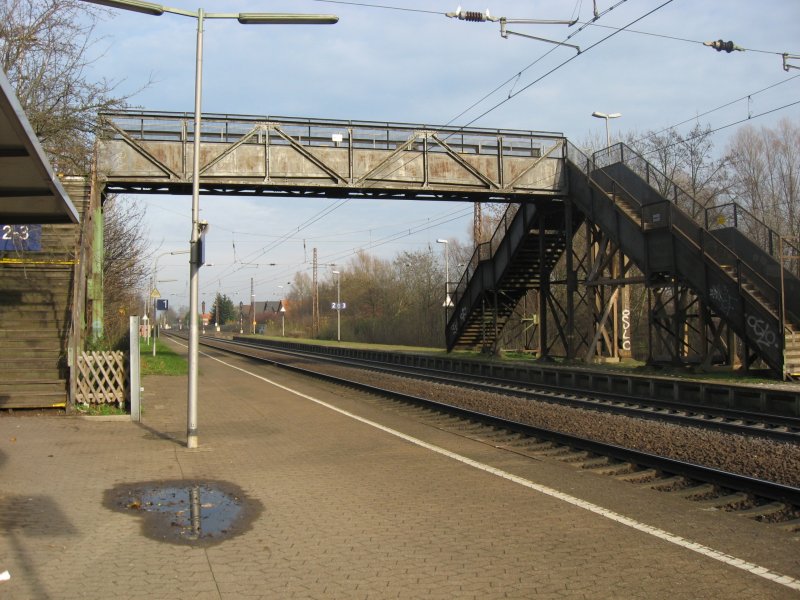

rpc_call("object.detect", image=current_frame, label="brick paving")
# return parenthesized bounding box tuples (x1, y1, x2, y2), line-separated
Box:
(1, 341, 799, 599)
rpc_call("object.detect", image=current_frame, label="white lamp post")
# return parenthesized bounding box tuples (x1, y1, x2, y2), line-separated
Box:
(331, 270, 341, 342)
(592, 111, 628, 358)
(591, 111, 622, 148)
(436, 239, 452, 309)
(80, 0, 338, 449)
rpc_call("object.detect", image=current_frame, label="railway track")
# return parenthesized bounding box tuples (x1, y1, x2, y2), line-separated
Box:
(179, 333, 800, 529)
(210, 335, 800, 443)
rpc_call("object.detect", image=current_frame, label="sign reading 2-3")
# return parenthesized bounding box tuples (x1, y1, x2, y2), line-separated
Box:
(1, 225, 42, 252)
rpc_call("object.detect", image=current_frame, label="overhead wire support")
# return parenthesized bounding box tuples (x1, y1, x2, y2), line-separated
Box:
(784, 53, 800, 72)
(446, 6, 580, 52)
(500, 19, 581, 54)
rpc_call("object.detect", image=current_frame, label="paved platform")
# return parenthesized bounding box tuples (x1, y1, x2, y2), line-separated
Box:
(1, 339, 799, 599)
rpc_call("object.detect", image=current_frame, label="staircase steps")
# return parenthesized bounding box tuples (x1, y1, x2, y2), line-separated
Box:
(785, 327, 800, 378)
(566, 141, 800, 378)
(448, 204, 571, 350)
(0, 261, 74, 409)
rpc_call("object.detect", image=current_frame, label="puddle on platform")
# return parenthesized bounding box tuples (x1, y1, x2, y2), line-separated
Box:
(104, 480, 262, 546)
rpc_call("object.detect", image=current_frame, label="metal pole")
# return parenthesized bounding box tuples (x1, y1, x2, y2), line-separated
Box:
(779, 236, 787, 379)
(129, 316, 141, 422)
(337, 273, 341, 342)
(153, 297, 157, 357)
(187, 8, 204, 450)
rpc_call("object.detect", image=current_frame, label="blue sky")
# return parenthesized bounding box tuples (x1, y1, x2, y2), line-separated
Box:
(84, 0, 800, 309)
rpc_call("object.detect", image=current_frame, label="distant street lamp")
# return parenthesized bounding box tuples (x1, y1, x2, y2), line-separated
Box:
(80, 0, 338, 450)
(332, 270, 341, 342)
(591, 111, 622, 148)
(436, 239, 453, 309)
(593, 111, 627, 357)
(152, 250, 189, 357)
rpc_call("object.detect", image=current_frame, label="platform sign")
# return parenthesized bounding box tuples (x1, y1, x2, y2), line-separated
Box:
(156, 299, 169, 311)
(1, 224, 42, 252)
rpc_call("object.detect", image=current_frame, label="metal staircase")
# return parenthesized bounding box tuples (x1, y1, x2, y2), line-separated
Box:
(445, 200, 577, 351)
(445, 139, 799, 379)
(566, 142, 800, 379)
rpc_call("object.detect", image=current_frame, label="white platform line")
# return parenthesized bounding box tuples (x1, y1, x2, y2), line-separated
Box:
(202, 348, 800, 592)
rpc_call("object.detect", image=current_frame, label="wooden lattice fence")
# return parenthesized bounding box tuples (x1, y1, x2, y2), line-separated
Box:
(75, 351, 127, 406)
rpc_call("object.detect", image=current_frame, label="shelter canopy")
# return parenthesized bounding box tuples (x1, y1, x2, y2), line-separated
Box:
(0, 69, 79, 224)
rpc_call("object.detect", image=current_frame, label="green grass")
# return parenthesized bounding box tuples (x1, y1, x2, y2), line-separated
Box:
(140, 338, 188, 376)
(75, 403, 127, 416)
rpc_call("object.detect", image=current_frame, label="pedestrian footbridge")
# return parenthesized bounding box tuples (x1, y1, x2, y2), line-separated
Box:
(93, 110, 800, 379)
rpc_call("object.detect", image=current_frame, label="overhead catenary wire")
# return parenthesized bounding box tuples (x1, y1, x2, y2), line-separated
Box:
(444, 0, 630, 127)
(639, 98, 800, 157)
(575, 20, 794, 57)
(633, 73, 800, 145)
(460, 0, 676, 130)
(308, 0, 444, 15)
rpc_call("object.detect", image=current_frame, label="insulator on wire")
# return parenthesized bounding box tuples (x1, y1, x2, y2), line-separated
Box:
(446, 6, 495, 22)
(703, 39, 743, 53)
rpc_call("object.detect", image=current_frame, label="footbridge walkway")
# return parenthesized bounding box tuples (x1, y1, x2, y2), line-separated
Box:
(96, 110, 565, 200)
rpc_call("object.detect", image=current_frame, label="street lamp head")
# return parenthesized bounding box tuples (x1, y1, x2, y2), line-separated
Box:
(592, 111, 621, 119)
(80, 0, 165, 16)
(436, 239, 448, 244)
(237, 13, 338, 25)
(331, 270, 340, 275)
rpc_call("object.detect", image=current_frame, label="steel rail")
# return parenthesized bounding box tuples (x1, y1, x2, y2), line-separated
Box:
(185, 334, 800, 507)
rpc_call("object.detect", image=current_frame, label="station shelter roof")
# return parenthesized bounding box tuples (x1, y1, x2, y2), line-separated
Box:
(0, 69, 79, 225)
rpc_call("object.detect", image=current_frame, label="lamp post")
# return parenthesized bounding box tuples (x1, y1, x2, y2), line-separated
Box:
(277, 285, 286, 337)
(437, 239, 452, 344)
(81, 0, 338, 449)
(591, 111, 621, 149)
(592, 111, 626, 358)
(437, 238, 453, 307)
(152, 250, 189, 356)
(331, 270, 341, 342)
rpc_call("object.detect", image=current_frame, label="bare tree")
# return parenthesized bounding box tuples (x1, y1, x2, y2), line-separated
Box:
(0, 0, 140, 173)
(102, 196, 150, 345)
(726, 118, 800, 272)
(631, 124, 726, 217)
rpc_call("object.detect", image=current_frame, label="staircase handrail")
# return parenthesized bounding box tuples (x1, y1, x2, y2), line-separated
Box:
(704, 201, 800, 262)
(450, 203, 520, 313)
(566, 142, 783, 317)
(609, 143, 800, 265)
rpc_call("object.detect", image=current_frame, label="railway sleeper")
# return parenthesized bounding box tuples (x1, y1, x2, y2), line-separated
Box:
(552, 450, 594, 463)
(587, 461, 636, 476)
(734, 501, 788, 519)
(696, 492, 750, 509)
(640, 475, 689, 491)
(576, 456, 617, 470)
(668, 482, 717, 500)
(772, 517, 800, 532)
(506, 439, 556, 451)
(614, 468, 659, 483)
(525, 444, 575, 457)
